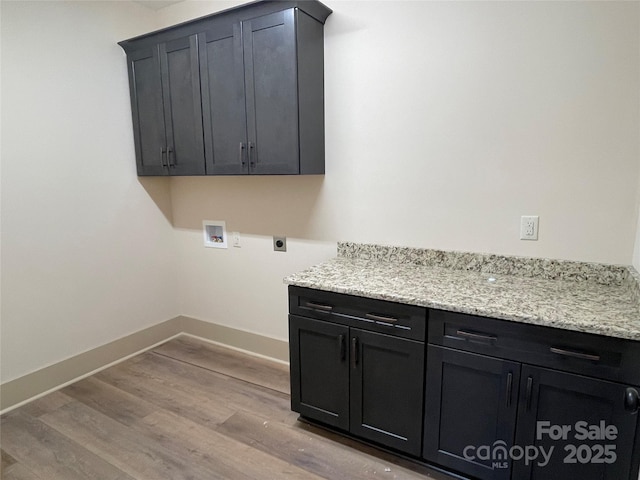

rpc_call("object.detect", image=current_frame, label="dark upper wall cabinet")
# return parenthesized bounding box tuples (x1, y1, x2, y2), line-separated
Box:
(198, 24, 247, 175)
(119, 0, 331, 176)
(126, 35, 205, 176)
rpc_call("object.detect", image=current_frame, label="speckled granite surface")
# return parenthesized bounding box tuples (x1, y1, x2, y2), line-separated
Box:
(285, 243, 640, 341)
(338, 242, 632, 286)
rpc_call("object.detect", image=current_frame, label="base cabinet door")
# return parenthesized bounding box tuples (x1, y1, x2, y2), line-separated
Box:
(289, 315, 349, 431)
(423, 346, 520, 480)
(350, 329, 425, 457)
(513, 366, 639, 480)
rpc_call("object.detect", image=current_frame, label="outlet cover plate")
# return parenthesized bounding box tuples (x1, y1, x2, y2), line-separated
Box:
(273, 236, 287, 252)
(520, 216, 539, 241)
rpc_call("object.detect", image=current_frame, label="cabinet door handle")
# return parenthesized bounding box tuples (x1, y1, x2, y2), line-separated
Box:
(338, 334, 346, 361)
(550, 347, 600, 362)
(456, 330, 497, 342)
(248, 142, 255, 166)
(506, 372, 513, 407)
(238, 142, 246, 166)
(167, 146, 175, 167)
(365, 313, 398, 323)
(624, 387, 639, 414)
(304, 302, 333, 312)
(525, 376, 533, 412)
(160, 147, 168, 167)
(351, 337, 359, 369)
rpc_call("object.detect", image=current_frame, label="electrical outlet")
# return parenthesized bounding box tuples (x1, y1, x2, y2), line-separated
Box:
(273, 236, 287, 252)
(520, 216, 539, 241)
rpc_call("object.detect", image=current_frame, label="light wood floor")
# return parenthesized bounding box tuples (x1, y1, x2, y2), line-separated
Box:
(1, 336, 454, 480)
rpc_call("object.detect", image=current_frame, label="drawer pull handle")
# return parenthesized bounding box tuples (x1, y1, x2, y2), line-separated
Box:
(456, 330, 497, 342)
(365, 313, 398, 323)
(304, 302, 333, 312)
(550, 347, 600, 362)
(338, 334, 346, 361)
(526, 376, 533, 411)
(624, 387, 639, 414)
(506, 372, 513, 407)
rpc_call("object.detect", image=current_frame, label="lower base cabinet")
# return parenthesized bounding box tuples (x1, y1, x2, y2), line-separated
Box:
(288, 287, 640, 480)
(424, 321, 640, 480)
(424, 345, 640, 480)
(289, 315, 425, 456)
(288, 286, 426, 457)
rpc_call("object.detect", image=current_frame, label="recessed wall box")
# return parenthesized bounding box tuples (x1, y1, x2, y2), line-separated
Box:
(203, 221, 227, 248)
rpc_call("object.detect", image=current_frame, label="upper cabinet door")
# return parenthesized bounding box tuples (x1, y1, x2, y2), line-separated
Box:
(243, 10, 300, 175)
(128, 47, 167, 176)
(159, 35, 205, 175)
(199, 26, 248, 175)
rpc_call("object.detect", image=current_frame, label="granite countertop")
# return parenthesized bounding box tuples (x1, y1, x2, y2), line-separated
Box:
(285, 243, 640, 341)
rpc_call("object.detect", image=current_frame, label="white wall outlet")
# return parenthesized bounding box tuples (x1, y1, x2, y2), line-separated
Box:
(231, 231, 241, 248)
(520, 215, 539, 241)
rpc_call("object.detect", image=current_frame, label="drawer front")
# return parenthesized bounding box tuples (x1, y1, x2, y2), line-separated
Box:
(429, 309, 640, 385)
(289, 286, 426, 342)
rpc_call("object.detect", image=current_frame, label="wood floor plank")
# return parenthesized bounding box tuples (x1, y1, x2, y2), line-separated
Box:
(217, 410, 446, 480)
(61, 376, 156, 426)
(1, 449, 18, 471)
(133, 409, 327, 480)
(293, 420, 455, 480)
(0, 411, 133, 480)
(95, 353, 236, 428)
(153, 337, 291, 394)
(39, 401, 216, 480)
(1, 463, 44, 480)
(120, 351, 296, 423)
(18, 391, 73, 418)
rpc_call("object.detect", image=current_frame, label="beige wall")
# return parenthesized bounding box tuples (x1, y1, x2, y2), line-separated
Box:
(162, 0, 640, 342)
(0, 1, 178, 383)
(2, 0, 639, 384)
